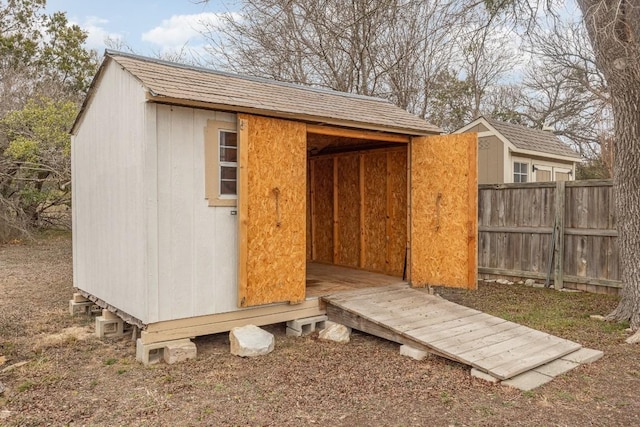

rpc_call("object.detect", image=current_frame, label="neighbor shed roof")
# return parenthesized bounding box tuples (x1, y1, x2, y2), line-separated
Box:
(76, 50, 440, 135)
(484, 118, 580, 159)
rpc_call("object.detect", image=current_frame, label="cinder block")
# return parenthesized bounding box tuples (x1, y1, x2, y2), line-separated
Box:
(286, 315, 328, 336)
(136, 338, 196, 365)
(399, 345, 429, 361)
(69, 299, 93, 316)
(471, 368, 500, 383)
(95, 316, 125, 338)
(164, 340, 197, 364)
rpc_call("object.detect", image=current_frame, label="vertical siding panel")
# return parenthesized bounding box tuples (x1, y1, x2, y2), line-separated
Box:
(73, 63, 147, 322)
(156, 106, 174, 319)
(156, 106, 238, 320)
(144, 103, 158, 322)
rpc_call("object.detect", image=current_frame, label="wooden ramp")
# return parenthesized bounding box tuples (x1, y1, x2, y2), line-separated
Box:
(323, 284, 582, 380)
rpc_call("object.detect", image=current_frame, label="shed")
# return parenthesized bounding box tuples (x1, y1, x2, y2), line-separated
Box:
(71, 51, 478, 362)
(454, 117, 581, 184)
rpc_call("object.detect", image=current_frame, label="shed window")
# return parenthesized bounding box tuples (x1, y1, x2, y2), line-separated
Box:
(205, 118, 238, 206)
(219, 130, 237, 196)
(513, 162, 528, 183)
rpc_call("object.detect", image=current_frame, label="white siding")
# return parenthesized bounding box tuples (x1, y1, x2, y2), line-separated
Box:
(154, 105, 238, 322)
(72, 62, 149, 321)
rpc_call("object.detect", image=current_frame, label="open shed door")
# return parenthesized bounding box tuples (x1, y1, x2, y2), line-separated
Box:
(410, 134, 478, 289)
(237, 114, 307, 307)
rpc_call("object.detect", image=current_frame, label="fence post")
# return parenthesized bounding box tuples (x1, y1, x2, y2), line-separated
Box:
(553, 181, 566, 290)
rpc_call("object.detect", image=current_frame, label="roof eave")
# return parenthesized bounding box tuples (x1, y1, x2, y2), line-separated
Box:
(509, 147, 582, 163)
(146, 93, 441, 136)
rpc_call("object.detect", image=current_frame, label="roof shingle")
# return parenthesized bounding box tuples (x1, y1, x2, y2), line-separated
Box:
(106, 50, 440, 135)
(484, 118, 580, 159)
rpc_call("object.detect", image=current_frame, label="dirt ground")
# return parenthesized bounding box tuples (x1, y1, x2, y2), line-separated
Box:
(1, 234, 639, 426)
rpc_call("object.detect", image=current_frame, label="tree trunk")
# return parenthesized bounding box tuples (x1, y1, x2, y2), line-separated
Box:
(607, 86, 640, 330)
(577, 0, 640, 330)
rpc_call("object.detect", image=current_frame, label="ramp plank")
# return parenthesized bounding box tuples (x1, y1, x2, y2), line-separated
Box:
(323, 285, 582, 380)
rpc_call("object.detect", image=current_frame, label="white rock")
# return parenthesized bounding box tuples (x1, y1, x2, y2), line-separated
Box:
(496, 279, 512, 285)
(319, 323, 351, 344)
(400, 345, 429, 361)
(229, 325, 274, 357)
(626, 330, 640, 344)
(589, 315, 606, 321)
(524, 279, 536, 286)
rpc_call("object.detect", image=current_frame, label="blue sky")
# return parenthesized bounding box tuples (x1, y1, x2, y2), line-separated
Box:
(45, 0, 238, 56)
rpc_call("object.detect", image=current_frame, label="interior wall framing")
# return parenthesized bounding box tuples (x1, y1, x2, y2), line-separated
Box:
(308, 146, 408, 277)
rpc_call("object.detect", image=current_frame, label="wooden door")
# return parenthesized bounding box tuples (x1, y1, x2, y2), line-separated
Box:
(410, 134, 478, 289)
(237, 114, 307, 307)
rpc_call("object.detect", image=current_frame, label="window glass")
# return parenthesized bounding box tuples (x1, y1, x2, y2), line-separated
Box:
(514, 162, 528, 183)
(219, 130, 238, 197)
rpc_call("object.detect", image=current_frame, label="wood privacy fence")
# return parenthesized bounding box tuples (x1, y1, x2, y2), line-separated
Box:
(478, 179, 621, 294)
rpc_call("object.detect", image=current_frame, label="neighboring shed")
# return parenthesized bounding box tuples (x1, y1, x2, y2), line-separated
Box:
(454, 117, 581, 184)
(71, 51, 478, 362)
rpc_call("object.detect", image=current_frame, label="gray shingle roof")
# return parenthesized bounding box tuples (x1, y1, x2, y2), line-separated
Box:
(103, 50, 440, 135)
(484, 118, 580, 159)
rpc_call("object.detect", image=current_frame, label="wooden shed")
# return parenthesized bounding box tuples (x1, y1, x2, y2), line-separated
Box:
(71, 51, 478, 361)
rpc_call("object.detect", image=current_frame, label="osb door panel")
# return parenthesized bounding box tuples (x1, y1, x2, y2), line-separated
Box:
(410, 134, 477, 289)
(238, 114, 307, 307)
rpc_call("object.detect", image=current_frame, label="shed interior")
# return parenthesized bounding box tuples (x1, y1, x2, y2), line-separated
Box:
(305, 130, 410, 296)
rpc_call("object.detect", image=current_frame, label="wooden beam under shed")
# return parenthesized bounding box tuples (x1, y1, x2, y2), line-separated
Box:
(307, 124, 411, 143)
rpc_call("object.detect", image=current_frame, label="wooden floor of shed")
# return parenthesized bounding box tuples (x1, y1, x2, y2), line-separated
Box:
(322, 284, 582, 381)
(306, 263, 406, 298)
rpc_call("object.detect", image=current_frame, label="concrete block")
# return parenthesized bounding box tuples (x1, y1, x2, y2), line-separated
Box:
(286, 315, 328, 336)
(230, 325, 274, 357)
(136, 338, 195, 365)
(400, 345, 429, 361)
(471, 368, 500, 383)
(73, 293, 90, 303)
(318, 323, 350, 344)
(164, 340, 197, 364)
(533, 359, 580, 377)
(560, 348, 604, 364)
(101, 309, 120, 321)
(502, 371, 553, 391)
(69, 299, 93, 316)
(95, 316, 125, 338)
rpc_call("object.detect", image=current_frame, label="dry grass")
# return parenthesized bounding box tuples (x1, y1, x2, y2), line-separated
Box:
(1, 234, 639, 426)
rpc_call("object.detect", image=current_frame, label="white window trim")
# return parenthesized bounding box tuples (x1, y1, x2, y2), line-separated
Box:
(513, 160, 530, 183)
(205, 119, 238, 207)
(218, 129, 238, 200)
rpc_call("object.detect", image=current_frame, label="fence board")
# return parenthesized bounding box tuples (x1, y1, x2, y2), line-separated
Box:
(478, 180, 620, 294)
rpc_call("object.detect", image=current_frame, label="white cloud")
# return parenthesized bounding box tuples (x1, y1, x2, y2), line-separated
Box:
(73, 16, 125, 52)
(141, 12, 231, 50)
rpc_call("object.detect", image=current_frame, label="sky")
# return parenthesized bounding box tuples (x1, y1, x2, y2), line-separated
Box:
(45, 0, 238, 58)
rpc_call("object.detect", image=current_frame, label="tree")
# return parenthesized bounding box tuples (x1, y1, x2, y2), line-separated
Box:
(519, 18, 613, 176)
(574, 0, 640, 339)
(202, 0, 465, 123)
(0, 0, 97, 239)
(0, 97, 76, 230)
